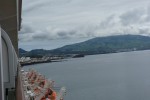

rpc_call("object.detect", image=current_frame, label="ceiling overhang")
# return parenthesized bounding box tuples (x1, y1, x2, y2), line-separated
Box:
(0, 0, 22, 33)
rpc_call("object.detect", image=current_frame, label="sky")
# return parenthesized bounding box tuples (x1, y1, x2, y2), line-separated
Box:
(19, 0, 150, 51)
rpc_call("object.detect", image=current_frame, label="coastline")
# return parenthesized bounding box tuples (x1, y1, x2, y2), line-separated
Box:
(20, 59, 65, 66)
(20, 49, 150, 67)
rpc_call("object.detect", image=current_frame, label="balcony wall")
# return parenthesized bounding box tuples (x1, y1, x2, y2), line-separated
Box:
(0, 28, 24, 100)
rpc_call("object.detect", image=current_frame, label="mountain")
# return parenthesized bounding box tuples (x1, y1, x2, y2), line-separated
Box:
(50, 35, 150, 55)
(20, 35, 150, 57)
(19, 48, 27, 57)
(24, 49, 49, 58)
(19, 48, 27, 53)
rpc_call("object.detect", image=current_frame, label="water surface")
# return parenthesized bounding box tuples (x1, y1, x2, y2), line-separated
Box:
(23, 50, 150, 100)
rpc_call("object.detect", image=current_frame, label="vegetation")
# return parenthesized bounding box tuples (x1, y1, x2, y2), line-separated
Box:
(19, 35, 150, 57)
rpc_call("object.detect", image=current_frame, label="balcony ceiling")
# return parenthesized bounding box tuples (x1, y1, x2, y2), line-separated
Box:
(0, 0, 22, 33)
(0, 0, 22, 54)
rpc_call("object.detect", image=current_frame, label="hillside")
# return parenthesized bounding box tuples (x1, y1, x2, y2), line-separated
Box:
(20, 35, 150, 57)
(23, 49, 48, 58)
(50, 35, 150, 55)
(19, 48, 27, 57)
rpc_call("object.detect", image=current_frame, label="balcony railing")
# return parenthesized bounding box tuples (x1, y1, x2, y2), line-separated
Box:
(0, 26, 66, 100)
(0, 26, 22, 100)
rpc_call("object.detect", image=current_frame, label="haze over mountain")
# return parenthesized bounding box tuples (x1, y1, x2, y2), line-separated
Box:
(19, 35, 150, 57)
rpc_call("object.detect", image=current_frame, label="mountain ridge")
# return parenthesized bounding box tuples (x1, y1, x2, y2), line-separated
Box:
(20, 35, 150, 57)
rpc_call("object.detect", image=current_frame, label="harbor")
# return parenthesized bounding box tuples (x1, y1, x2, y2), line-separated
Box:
(19, 54, 84, 66)
(19, 57, 65, 66)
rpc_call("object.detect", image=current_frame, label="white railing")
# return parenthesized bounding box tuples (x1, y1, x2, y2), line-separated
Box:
(0, 26, 19, 100)
(1, 27, 18, 88)
(0, 26, 5, 100)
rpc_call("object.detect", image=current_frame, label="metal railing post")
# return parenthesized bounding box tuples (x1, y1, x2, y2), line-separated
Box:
(0, 26, 5, 100)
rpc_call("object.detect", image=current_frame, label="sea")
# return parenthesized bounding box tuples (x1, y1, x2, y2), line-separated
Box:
(23, 50, 150, 100)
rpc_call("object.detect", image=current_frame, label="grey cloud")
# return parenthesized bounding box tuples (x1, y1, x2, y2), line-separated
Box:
(147, 6, 150, 16)
(19, 24, 34, 34)
(139, 29, 149, 35)
(99, 15, 116, 29)
(20, 0, 150, 49)
(23, 0, 73, 13)
(96, 7, 150, 36)
(23, 0, 51, 13)
(57, 31, 68, 37)
(20, 0, 150, 43)
(19, 24, 96, 42)
(120, 9, 145, 26)
(57, 30, 77, 38)
(138, 27, 149, 35)
(32, 33, 49, 40)
(145, 6, 150, 21)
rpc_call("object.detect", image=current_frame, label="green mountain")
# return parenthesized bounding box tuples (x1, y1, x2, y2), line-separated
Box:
(50, 35, 150, 55)
(19, 48, 27, 57)
(24, 49, 48, 58)
(20, 35, 150, 57)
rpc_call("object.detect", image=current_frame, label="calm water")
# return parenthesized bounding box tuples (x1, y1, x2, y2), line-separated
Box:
(23, 50, 150, 100)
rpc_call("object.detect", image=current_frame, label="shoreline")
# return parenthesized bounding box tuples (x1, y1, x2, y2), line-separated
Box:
(21, 59, 65, 67)
(21, 49, 150, 67)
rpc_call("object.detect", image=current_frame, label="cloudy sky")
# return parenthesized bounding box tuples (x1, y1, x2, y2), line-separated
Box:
(19, 0, 150, 50)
